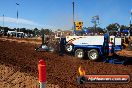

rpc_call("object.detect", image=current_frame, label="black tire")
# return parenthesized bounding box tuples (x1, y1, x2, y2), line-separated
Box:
(65, 44, 73, 52)
(77, 76, 87, 84)
(88, 49, 99, 61)
(128, 41, 132, 50)
(75, 49, 84, 59)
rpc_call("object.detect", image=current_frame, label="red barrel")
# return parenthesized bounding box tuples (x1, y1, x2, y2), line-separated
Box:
(109, 42, 114, 56)
(38, 59, 46, 82)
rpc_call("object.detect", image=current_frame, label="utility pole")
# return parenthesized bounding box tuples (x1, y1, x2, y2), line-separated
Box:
(16, 3, 19, 32)
(94, 19, 97, 35)
(130, 9, 132, 28)
(3, 14, 4, 31)
(72, 2, 75, 35)
(92, 15, 99, 35)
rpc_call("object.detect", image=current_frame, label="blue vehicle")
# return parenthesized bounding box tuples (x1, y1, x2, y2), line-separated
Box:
(60, 34, 122, 61)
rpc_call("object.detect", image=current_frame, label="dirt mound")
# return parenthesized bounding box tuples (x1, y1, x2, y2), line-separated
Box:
(0, 38, 132, 88)
(116, 50, 132, 57)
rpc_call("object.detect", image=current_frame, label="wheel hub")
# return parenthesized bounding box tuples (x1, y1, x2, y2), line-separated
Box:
(67, 45, 72, 52)
(77, 52, 83, 58)
(90, 52, 97, 60)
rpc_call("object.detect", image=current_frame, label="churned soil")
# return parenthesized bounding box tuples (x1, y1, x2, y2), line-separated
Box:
(0, 37, 132, 88)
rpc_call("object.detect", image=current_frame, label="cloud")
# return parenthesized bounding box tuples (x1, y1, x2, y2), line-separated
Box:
(0, 16, 41, 26)
(0, 16, 56, 30)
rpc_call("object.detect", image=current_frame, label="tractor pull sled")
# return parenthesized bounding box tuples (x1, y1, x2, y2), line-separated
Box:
(35, 34, 54, 52)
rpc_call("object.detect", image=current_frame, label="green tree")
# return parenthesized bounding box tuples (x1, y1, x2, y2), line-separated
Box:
(120, 25, 129, 32)
(106, 23, 120, 33)
(96, 27, 104, 33)
(34, 28, 38, 32)
(87, 27, 104, 33)
(40, 28, 52, 35)
(33, 28, 39, 35)
(20, 28, 26, 33)
(106, 23, 120, 35)
(57, 29, 62, 31)
(106, 23, 120, 32)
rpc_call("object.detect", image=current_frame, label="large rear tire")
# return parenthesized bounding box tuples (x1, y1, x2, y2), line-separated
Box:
(88, 49, 99, 61)
(75, 49, 84, 59)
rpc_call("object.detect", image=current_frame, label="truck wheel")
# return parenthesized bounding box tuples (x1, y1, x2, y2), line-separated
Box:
(88, 49, 99, 61)
(128, 41, 132, 50)
(77, 76, 87, 84)
(65, 44, 73, 52)
(75, 49, 84, 59)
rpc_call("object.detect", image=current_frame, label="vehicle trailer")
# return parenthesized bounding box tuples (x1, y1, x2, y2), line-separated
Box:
(59, 34, 122, 61)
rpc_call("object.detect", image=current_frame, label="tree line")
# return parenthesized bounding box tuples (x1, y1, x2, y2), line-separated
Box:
(0, 26, 53, 36)
(0, 23, 131, 36)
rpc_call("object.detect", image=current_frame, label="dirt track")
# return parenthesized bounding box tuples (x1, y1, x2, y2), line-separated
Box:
(0, 37, 132, 88)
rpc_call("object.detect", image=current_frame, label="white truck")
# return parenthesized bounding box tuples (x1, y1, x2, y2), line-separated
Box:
(60, 34, 122, 61)
(7, 31, 17, 37)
